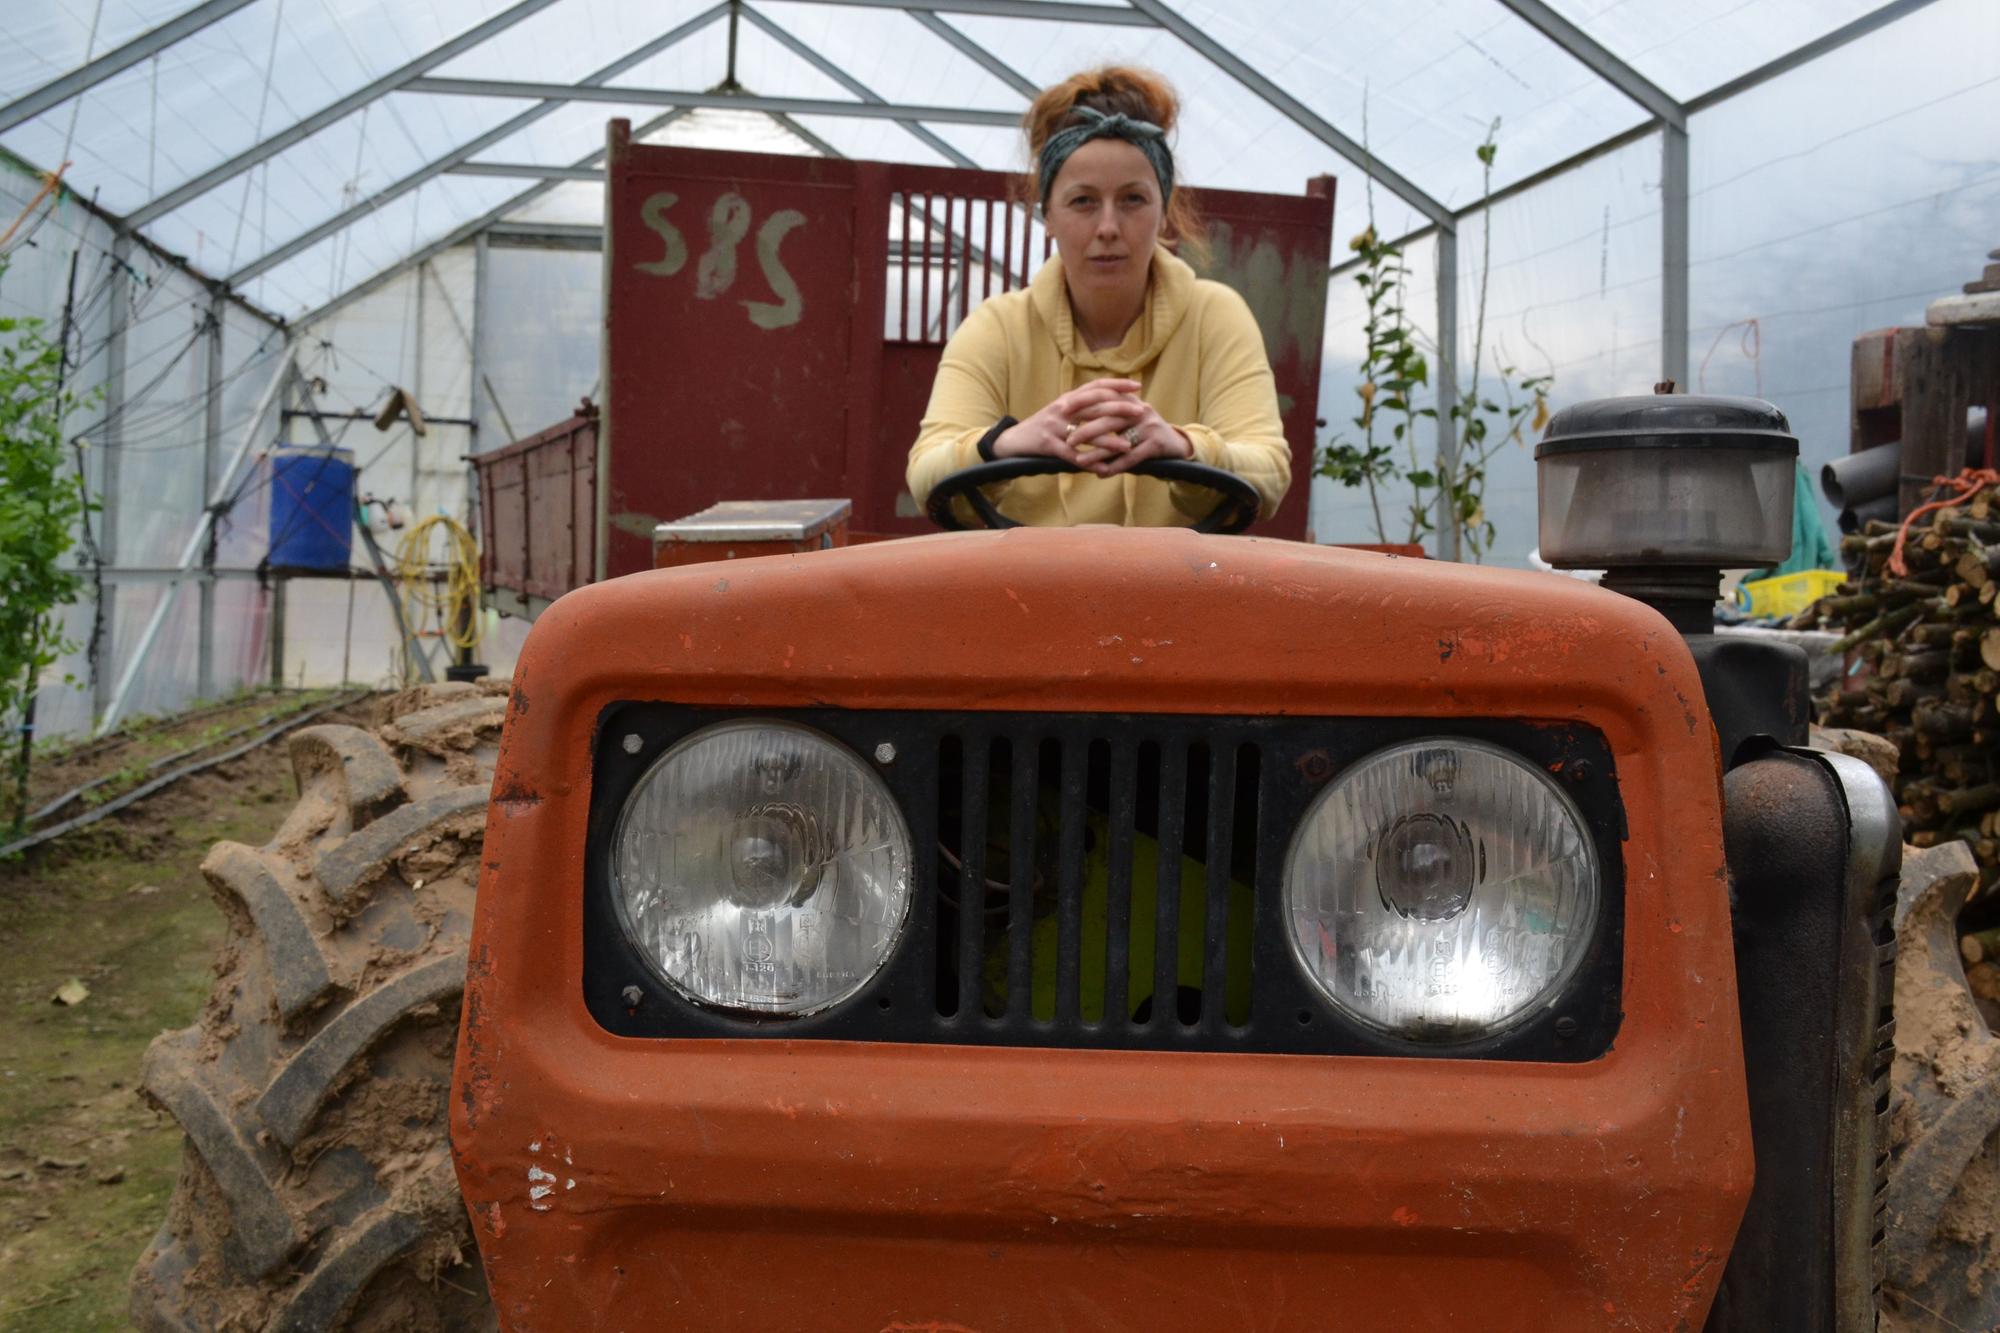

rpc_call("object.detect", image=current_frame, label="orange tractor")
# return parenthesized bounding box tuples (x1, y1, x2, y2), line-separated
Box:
(133, 133, 1973, 1332)
(448, 399, 1901, 1332)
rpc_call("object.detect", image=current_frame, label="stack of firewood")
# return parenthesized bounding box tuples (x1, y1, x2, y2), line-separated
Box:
(1801, 491, 2000, 866)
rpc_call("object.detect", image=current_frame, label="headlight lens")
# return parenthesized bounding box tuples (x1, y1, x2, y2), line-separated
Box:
(1284, 738, 1600, 1040)
(612, 721, 913, 1015)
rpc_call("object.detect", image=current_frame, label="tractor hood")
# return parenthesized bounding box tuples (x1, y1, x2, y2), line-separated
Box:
(517, 526, 1709, 729)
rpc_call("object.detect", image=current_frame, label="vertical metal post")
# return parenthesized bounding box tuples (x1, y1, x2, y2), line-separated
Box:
(412, 260, 427, 515)
(93, 234, 132, 720)
(271, 361, 295, 690)
(593, 125, 618, 584)
(269, 576, 286, 688)
(453, 257, 484, 570)
(1662, 123, 1690, 387)
(472, 232, 490, 453)
(469, 237, 496, 591)
(1434, 226, 1461, 562)
(466, 245, 486, 548)
(93, 338, 298, 735)
(199, 290, 223, 700)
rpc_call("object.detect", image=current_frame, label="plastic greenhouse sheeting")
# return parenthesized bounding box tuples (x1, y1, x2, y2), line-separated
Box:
(1, 0, 1997, 733)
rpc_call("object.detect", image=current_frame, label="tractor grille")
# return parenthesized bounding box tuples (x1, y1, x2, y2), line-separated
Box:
(584, 706, 1627, 1061)
(930, 728, 1261, 1037)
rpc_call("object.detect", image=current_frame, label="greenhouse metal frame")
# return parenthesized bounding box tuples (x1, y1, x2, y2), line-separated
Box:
(0, 0, 1978, 735)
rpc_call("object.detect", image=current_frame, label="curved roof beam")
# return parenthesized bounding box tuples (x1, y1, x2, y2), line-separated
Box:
(228, 2, 730, 288)
(1491, 0, 1693, 383)
(738, 3, 976, 167)
(906, 12, 1040, 99)
(780, 0, 1152, 23)
(404, 77, 1021, 127)
(1121, 0, 1454, 230)
(1491, 0, 1684, 129)
(1330, 0, 1949, 277)
(0, 0, 260, 136)
(449, 162, 605, 182)
(304, 105, 695, 327)
(126, 0, 567, 230)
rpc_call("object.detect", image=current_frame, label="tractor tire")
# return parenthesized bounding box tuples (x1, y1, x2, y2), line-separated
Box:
(1881, 841, 2000, 1332)
(129, 682, 506, 1333)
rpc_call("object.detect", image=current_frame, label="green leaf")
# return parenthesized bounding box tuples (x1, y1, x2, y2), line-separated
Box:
(0, 259, 90, 762)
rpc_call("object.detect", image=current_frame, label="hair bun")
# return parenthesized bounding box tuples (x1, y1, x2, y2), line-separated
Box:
(1024, 65, 1181, 154)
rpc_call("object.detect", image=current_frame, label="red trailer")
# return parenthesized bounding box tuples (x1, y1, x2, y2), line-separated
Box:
(475, 123, 1336, 613)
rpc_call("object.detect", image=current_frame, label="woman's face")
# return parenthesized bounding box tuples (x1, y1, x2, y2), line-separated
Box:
(1045, 138, 1163, 306)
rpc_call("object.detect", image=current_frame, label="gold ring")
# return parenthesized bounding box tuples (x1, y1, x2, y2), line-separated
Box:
(1064, 422, 1077, 440)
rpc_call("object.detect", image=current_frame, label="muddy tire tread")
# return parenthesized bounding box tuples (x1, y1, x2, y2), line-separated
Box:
(139, 1031, 300, 1277)
(204, 840, 338, 1022)
(314, 786, 488, 908)
(1883, 842, 2000, 1330)
(389, 698, 507, 747)
(288, 725, 404, 826)
(130, 1227, 200, 1332)
(257, 954, 468, 1147)
(132, 687, 501, 1333)
(271, 1206, 428, 1333)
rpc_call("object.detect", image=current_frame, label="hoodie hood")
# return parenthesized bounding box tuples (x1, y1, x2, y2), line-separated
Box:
(1028, 244, 1198, 377)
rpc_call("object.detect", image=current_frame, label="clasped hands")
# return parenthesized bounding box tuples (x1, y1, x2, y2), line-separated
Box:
(991, 378, 1192, 478)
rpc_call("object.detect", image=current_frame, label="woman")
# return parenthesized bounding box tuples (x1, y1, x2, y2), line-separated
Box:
(906, 66, 1292, 528)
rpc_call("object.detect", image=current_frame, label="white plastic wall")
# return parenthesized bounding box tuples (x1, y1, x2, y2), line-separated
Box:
(2, 156, 289, 739)
(7, 0, 2000, 739)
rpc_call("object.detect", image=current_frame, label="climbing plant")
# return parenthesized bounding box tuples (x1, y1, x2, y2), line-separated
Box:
(1317, 124, 1553, 560)
(0, 268, 94, 834)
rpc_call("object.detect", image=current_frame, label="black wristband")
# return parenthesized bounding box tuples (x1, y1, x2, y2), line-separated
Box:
(976, 416, 1017, 463)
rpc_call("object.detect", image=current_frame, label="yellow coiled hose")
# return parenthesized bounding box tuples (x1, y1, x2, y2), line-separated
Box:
(392, 514, 483, 656)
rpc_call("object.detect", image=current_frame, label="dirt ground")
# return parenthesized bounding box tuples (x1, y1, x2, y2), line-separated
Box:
(0, 693, 380, 1332)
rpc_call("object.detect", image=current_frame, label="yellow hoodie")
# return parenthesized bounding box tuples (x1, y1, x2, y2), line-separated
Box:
(907, 246, 1291, 527)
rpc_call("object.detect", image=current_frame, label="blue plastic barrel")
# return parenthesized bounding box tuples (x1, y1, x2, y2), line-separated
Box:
(268, 445, 356, 570)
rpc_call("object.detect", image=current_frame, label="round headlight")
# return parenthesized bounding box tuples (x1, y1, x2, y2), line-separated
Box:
(1284, 738, 1600, 1040)
(612, 721, 913, 1015)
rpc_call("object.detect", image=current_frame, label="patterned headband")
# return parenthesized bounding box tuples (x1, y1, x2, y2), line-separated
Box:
(1035, 104, 1175, 214)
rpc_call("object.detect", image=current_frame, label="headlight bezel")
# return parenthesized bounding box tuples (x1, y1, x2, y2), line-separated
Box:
(607, 717, 916, 1017)
(1281, 736, 1605, 1044)
(583, 704, 1626, 1062)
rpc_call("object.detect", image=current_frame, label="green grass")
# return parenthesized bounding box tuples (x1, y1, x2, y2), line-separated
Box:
(0, 752, 295, 1330)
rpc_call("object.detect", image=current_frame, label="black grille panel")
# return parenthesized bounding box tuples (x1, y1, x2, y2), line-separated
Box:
(931, 732, 1261, 1035)
(584, 707, 1627, 1061)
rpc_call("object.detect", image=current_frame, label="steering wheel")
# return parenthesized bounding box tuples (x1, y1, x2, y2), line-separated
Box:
(924, 456, 1262, 535)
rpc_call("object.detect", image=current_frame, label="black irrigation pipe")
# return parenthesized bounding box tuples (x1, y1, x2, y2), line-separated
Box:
(0, 690, 370, 861)
(40, 687, 282, 774)
(29, 693, 334, 826)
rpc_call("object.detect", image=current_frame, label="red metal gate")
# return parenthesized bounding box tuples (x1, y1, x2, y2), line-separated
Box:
(601, 123, 1335, 577)
(481, 123, 1336, 599)
(476, 403, 597, 618)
